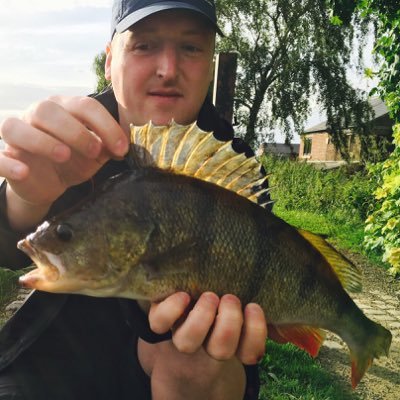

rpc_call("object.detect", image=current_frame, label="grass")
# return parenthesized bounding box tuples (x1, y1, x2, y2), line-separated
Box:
(0, 268, 20, 305)
(259, 341, 359, 400)
(0, 267, 22, 326)
(272, 204, 388, 268)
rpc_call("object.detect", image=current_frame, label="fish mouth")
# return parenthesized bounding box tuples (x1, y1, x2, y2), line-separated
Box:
(17, 237, 101, 295)
(17, 237, 62, 290)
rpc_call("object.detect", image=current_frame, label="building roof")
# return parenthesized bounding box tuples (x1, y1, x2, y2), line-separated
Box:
(304, 97, 389, 134)
(304, 121, 327, 134)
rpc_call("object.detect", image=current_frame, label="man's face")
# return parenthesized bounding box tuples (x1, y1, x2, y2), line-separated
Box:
(105, 10, 215, 132)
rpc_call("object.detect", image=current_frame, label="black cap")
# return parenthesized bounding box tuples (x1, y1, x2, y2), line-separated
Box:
(111, 0, 223, 38)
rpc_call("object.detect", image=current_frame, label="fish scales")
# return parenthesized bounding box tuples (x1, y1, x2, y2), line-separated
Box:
(78, 168, 367, 333)
(17, 121, 392, 389)
(129, 170, 266, 303)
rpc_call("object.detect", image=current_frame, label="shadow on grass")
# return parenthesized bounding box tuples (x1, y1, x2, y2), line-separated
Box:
(259, 341, 361, 400)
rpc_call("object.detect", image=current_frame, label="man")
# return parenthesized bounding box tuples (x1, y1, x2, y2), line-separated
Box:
(0, 1, 268, 399)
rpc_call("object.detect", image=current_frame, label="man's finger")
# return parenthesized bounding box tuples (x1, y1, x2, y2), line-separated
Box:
(236, 303, 267, 365)
(23, 100, 103, 160)
(1, 117, 71, 163)
(0, 152, 29, 181)
(204, 294, 243, 361)
(148, 292, 191, 334)
(49, 96, 129, 157)
(171, 292, 219, 354)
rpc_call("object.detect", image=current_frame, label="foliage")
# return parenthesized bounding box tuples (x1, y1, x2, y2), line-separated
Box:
(92, 51, 109, 93)
(358, 0, 400, 122)
(261, 155, 377, 224)
(260, 154, 386, 264)
(215, 0, 372, 150)
(357, 0, 400, 276)
(364, 124, 400, 276)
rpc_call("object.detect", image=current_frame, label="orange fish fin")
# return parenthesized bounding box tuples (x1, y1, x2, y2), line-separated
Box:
(349, 323, 392, 388)
(350, 353, 373, 389)
(268, 324, 326, 357)
(297, 229, 362, 293)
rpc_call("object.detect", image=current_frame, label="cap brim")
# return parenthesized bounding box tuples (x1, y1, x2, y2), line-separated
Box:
(115, 3, 223, 36)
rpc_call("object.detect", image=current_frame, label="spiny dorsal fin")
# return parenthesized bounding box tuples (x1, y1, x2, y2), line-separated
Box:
(297, 229, 362, 293)
(130, 121, 270, 207)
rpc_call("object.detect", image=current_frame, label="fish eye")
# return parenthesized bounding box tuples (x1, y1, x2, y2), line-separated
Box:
(56, 224, 73, 242)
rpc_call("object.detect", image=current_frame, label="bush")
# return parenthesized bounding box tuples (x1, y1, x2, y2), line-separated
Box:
(261, 156, 377, 224)
(358, 1, 400, 277)
(364, 124, 400, 276)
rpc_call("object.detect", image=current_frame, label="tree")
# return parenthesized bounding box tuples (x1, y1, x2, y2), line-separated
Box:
(359, 0, 400, 121)
(215, 0, 373, 151)
(360, 0, 400, 277)
(92, 51, 109, 93)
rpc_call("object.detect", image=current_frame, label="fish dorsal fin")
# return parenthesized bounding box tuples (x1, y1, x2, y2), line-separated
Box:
(297, 229, 362, 293)
(130, 121, 270, 206)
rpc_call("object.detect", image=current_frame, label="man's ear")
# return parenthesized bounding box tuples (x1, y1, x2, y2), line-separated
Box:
(105, 42, 112, 81)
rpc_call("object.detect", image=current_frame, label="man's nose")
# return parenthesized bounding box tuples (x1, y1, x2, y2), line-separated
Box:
(156, 47, 179, 80)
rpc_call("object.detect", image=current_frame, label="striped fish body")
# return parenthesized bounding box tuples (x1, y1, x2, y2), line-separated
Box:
(103, 168, 352, 323)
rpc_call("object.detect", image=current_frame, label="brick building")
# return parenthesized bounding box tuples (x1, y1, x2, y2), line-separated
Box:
(298, 98, 393, 166)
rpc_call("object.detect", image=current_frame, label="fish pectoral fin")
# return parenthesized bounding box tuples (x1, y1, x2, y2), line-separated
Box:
(268, 324, 326, 358)
(138, 262, 162, 281)
(297, 229, 362, 293)
(140, 240, 197, 280)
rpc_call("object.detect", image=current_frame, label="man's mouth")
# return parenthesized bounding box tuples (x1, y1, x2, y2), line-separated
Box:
(148, 90, 183, 98)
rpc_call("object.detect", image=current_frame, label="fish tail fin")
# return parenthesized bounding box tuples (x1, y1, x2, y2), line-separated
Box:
(349, 323, 392, 388)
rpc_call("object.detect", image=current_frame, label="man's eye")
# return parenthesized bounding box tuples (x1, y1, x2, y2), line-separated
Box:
(134, 43, 151, 52)
(183, 45, 201, 53)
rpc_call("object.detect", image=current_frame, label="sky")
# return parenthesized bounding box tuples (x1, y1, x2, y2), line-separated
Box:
(0, 1, 377, 144)
(0, 0, 112, 122)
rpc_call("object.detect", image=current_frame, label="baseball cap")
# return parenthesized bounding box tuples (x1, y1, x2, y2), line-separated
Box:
(111, 0, 223, 38)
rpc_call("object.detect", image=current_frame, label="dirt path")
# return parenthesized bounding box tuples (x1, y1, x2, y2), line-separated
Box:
(317, 250, 400, 400)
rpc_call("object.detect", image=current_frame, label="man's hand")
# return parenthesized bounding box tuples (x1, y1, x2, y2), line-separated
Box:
(0, 96, 129, 231)
(149, 292, 267, 364)
(139, 292, 267, 400)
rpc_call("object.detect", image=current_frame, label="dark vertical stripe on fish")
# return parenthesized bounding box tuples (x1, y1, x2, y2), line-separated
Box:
(241, 207, 268, 305)
(195, 181, 218, 282)
(297, 264, 318, 300)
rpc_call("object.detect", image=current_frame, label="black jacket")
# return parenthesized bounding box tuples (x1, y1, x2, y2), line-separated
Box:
(0, 88, 265, 399)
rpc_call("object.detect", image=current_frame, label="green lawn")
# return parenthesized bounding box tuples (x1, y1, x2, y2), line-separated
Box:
(259, 341, 359, 400)
(0, 267, 21, 326)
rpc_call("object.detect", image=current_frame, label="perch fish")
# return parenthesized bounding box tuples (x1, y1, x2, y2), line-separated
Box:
(17, 121, 392, 388)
